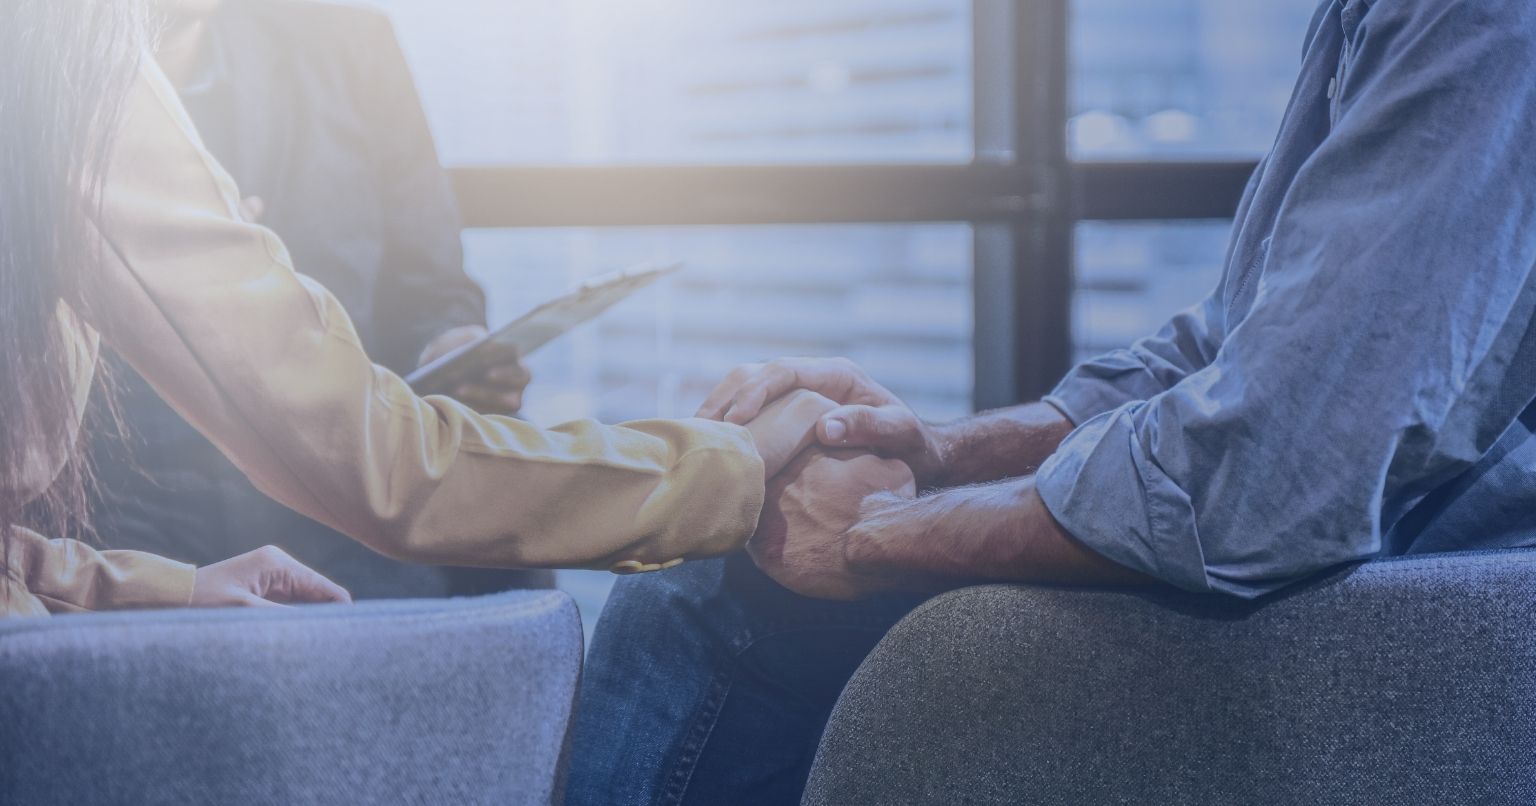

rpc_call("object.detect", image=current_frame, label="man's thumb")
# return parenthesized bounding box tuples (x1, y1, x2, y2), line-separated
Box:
(819, 405, 903, 450)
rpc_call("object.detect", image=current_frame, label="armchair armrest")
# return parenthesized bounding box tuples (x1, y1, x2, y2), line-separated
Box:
(0, 591, 582, 805)
(805, 551, 1536, 806)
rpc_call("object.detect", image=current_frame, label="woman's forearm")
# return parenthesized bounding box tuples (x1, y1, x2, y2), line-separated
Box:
(6, 526, 195, 615)
(84, 57, 767, 572)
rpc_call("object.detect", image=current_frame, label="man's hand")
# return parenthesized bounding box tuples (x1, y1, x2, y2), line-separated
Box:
(698, 358, 949, 486)
(418, 325, 532, 415)
(748, 447, 917, 600)
(190, 546, 353, 608)
(741, 390, 838, 478)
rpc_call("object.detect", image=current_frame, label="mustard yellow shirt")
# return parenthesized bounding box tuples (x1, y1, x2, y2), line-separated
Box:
(0, 57, 765, 618)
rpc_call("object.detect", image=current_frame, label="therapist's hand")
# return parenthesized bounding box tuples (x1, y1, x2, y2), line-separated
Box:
(419, 324, 532, 415)
(699, 357, 947, 486)
(741, 389, 838, 479)
(191, 546, 352, 608)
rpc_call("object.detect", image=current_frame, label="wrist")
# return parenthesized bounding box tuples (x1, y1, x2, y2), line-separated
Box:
(843, 492, 920, 571)
(918, 420, 960, 488)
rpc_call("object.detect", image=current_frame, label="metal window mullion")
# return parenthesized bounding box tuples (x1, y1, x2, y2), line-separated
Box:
(1012, 0, 1074, 402)
(970, 0, 1024, 411)
(970, 0, 1074, 409)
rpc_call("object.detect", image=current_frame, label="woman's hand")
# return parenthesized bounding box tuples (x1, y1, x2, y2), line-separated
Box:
(700, 358, 949, 486)
(741, 389, 838, 478)
(190, 546, 352, 608)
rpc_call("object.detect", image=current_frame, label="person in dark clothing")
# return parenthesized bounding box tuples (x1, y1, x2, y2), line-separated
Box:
(92, 0, 539, 598)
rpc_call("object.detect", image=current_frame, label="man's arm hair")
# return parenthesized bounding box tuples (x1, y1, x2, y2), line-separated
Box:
(846, 477, 1151, 591)
(924, 401, 1076, 489)
(695, 358, 1079, 490)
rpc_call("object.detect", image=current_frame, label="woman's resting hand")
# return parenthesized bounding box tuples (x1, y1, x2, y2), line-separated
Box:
(190, 546, 352, 608)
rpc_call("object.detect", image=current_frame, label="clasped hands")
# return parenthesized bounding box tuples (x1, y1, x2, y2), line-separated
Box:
(699, 358, 947, 601)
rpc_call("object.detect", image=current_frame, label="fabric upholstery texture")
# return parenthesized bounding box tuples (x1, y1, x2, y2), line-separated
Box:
(0, 590, 582, 805)
(804, 550, 1536, 805)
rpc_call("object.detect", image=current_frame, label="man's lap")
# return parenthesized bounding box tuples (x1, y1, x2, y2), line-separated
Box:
(567, 554, 923, 806)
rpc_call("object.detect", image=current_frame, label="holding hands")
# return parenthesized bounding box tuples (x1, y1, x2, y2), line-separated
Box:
(702, 358, 937, 600)
(749, 447, 915, 600)
(699, 357, 951, 488)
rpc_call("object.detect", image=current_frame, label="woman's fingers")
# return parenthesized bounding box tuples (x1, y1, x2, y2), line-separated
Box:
(268, 553, 353, 604)
(238, 593, 288, 609)
(701, 357, 882, 425)
(743, 390, 837, 478)
(191, 546, 351, 608)
(696, 363, 764, 419)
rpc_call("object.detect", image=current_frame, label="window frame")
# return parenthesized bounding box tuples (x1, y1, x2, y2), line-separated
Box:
(446, 0, 1253, 409)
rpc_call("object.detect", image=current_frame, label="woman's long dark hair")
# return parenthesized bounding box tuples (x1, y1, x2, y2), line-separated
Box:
(1, 0, 145, 558)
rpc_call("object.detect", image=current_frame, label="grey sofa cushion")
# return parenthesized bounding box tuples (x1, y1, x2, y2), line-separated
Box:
(804, 551, 1536, 806)
(0, 590, 582, 806)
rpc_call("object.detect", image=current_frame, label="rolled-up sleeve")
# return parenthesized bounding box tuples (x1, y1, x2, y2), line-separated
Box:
(9, 527, 196, 615)
(1045, 290, 1224, 426)
(1037, 2, 1536, 598)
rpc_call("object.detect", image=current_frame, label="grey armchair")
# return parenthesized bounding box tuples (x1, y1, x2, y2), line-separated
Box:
(0, 590, 582, 806)
(805, 550, 1536, 806)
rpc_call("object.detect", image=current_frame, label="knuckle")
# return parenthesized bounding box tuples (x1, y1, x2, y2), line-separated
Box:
(786, 389, 827, 415)
(846, 407, 876, 428)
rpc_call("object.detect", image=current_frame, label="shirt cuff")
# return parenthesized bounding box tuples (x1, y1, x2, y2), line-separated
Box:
(1046, 348, 1186, 426)
(95, 550, 199, 611)
(1034, 403, 1213, 594)
(597, 417, 766, 567)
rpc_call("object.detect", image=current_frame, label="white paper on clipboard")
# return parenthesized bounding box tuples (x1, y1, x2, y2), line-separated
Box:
(406, 261, 682, 394)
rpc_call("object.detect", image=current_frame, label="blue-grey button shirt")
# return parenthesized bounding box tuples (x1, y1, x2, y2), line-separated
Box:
(1035, 0, 1536, 599)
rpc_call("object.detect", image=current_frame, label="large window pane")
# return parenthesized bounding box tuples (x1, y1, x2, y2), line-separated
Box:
(1074, 222, 1228, 363)
(1071, 0, 1321, 158)
(465, 225, 975, 426)
(359, 0, 973, 165)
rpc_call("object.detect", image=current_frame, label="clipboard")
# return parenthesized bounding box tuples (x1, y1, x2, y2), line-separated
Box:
(406, 261, 682, 394)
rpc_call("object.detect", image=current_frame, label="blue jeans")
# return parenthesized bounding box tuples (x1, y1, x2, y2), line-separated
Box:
(565, 554, 924, 806)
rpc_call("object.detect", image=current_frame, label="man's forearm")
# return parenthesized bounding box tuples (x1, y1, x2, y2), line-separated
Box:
(846, 476, 1149, 591)
(926, 402, 1075, 488)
